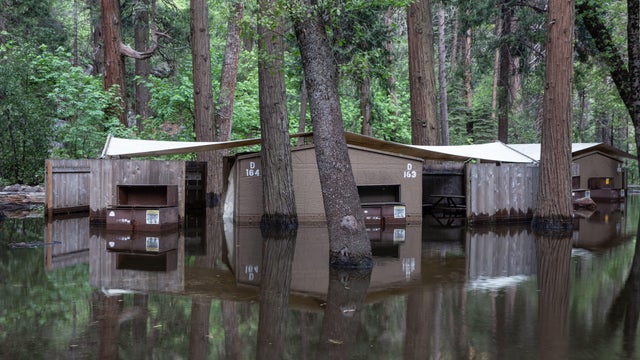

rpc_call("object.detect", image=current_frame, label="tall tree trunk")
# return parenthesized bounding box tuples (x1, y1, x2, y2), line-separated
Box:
(463, 26, 473, 135)
(298, 78, 308, 145)
(134, 0, 152, 132)
(292, 0, 372, 268)
(532, 0, 575, 231)
(360, 77, 372, 136)
(577, 89, 587, 142)
(491, 17, 501, 121)
(384, 8, 400, 118)
(258, 0, 297, 221)
(497, 0, 512, 143)
(101, 0, 127, 125)
(91, 0, 103, 75)
(437, 2, 449, 145)
(407, 0, 439, 145)
(190, 0, 220, 208)
(216, 1, 244, 146)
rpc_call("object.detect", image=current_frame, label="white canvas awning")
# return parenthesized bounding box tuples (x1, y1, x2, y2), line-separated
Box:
(100, 132, 633, 163)
(100, 134, 263, 158)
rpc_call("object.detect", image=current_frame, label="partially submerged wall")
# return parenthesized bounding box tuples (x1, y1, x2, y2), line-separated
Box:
(466, 163, 538, 224)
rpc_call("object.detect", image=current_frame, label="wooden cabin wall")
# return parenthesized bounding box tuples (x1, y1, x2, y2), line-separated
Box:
(45, 159, 92, 215)
(573, 152, 624, 190)
(89, 159, 185, 223)
(231, 146, 424, 223)
(466, 163, 538, 224)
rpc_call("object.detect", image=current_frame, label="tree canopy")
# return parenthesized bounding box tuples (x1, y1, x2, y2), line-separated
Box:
(0, 0, 637, 185)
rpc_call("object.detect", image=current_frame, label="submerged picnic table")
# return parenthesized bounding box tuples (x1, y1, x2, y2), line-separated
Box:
(429, 194, 466, 210)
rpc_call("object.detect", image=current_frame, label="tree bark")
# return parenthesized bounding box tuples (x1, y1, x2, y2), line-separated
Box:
(407, 0, 439, 145)
(532, 0, 575, 232)
(216, 2, 244, 146)
(292, 0, 372, 268)
(134, 0, 152, 131)
(360, 77, 372, 136)
(190, 0, 221, 208)
(497, 0, 512, 143)
(297, 78, 308, 145)
(463, 26, 473, 135)
(258, 0, 297, 221)
(101, 0, 127, 125)
(384, 8, 400, 119)
(437, 2, 449, 145)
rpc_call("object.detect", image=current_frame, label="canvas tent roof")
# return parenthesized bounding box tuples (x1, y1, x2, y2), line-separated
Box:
(100, 132, 633, 163)
(506, 143, 636, 161)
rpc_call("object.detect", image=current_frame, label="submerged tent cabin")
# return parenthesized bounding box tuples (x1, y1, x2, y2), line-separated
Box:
(508, 143, 635, 201)
(224, 143, 424, 224)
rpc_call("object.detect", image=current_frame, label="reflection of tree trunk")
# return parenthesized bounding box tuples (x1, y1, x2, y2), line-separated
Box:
(222, 301, 242, 360)
(99, 294, 122, 360)
(257, 230, 297, 360)
(317, 268, 372, 360)
(536, 235, 572, 360)
(189, 295, 212, 360)
(132, 294, 148, 359)
(403, 288, 434, 359)
(607, 215, 640, 357)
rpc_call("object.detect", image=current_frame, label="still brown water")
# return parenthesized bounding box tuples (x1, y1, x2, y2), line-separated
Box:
(1, 196, 640, 359)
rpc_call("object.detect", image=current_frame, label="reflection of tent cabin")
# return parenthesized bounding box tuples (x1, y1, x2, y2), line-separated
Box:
(224, 144, 424, 224)
(227, 223, 422, 295)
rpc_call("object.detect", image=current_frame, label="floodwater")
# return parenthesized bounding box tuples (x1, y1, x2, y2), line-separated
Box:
(2, 197, 640, 359)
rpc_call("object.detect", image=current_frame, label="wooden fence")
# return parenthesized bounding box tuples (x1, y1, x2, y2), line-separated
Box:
(45, 159, 92, 216)
(466, 163, 539, 225)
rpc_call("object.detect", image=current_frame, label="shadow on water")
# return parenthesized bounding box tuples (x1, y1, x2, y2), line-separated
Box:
(2, 196, 640, 358)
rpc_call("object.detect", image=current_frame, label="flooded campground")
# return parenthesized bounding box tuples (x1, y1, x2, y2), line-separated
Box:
(1, 196, 640, 359)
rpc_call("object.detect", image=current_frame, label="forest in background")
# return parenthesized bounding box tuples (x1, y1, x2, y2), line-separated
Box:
(0, 0, 635, 185)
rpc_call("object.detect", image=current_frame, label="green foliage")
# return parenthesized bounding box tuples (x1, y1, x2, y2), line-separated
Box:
(0, 41, 55, 185)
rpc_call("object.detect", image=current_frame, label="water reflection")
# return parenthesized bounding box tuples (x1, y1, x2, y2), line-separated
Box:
(2, 197, 640, 358)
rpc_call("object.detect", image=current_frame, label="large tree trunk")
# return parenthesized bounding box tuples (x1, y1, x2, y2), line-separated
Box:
(190, 0, 221, 208)
(463, 26, 473, 135)
(292, 0, 372, 268)
(91, 0, 103, 75)
(134, 0, 152, 132)
(497, 0, 512, 143)
(437, 2, 449, 145)
(101, 0, 127, 125)
(257, 0, 296, 221)
(407, 0, 439, 145)
(360, 77, 372, 136)
(384, 8, 400, 119)
(216, 2, 244, 145)
(257, 0, 297, 339)
(532, 0, 574, 231)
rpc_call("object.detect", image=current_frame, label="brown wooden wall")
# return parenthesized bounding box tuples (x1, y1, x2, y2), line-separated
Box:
(466, 163, 539, 224)
(45, 159, 92, 215)
(229, 145, 424, 223)
(89, 159, 185, 223)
